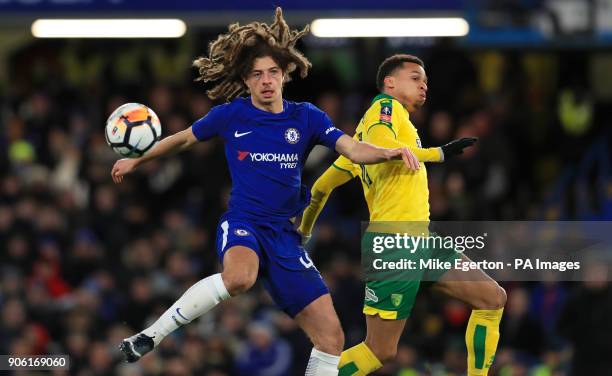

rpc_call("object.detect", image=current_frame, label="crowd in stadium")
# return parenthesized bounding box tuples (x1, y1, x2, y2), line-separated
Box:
(0, 36, 610, 375)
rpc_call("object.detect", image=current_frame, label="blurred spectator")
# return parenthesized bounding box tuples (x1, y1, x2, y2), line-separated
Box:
(235, 322, 292, 376)
(500, 287, 545, 357)
(558, 263, 612, 375)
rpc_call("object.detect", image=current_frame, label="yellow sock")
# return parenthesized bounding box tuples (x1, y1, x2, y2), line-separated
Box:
(338, 342, 383, 376)
(465, 308, 504, 376)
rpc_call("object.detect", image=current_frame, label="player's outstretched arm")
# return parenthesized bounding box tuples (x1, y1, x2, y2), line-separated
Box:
(368, 124, 443, 162)
(299, 162, 354, 243)
(368, 126, 478, 162)
(111, 127, 199, 183)
(335, 134, 420, 170)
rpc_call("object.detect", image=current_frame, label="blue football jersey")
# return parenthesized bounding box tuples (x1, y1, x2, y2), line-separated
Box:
(192, 97, 344, 221)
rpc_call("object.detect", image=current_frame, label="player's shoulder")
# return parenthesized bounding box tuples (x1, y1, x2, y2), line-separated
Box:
(363, 93, 400, 126)
(226, 97, 251, 111)
(206, 98, 242, 116)
(286, 101, 330, 125)
(211, 97, 257, 123)
(287, 100, 322, 114)
(367, 93, 401, 112)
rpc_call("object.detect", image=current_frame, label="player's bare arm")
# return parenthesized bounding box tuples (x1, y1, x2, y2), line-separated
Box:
(111, 127, 198, 183)
(335, 134, 420, 170)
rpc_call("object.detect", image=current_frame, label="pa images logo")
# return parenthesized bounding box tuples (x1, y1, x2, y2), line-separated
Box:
(284, 128, 300, 144)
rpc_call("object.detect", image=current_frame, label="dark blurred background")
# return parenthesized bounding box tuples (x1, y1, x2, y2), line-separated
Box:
(1, 1, 611, 375)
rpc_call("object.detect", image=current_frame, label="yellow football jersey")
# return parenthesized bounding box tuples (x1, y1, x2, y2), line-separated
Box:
(330, 152, 374, 215)
(299, 93, 442, 236)
(352, 93, 440, 222)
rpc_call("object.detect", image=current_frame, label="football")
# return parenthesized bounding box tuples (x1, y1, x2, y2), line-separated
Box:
(105, 103, 162, 158)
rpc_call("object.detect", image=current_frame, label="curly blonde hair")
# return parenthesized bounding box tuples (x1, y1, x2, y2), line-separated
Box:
(193, 7, 311, 101)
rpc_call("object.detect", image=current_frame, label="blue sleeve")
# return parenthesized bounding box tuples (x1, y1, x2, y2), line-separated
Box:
(308, 103, 345, 149)
(191, 103, 230, 141)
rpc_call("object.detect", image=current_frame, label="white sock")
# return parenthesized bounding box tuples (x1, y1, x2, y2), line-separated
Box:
(141, 273, 229, 347)
(305, 348, 340, 376)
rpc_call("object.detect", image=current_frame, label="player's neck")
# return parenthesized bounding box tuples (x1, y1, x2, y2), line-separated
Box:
(382, 90, 402, 105)
(251, 97, 284, 114)
(383, 90, 412, 113)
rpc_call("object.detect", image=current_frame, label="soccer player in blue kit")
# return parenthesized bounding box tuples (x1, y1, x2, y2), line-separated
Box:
(111, 8, 420, 375)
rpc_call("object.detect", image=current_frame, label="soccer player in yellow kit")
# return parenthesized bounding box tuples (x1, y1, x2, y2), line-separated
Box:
(299, 55, 506, 376)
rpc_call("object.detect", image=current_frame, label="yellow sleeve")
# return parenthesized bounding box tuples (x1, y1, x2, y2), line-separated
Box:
(331, 154, 361, 177)
(363, 99, 442, 162)
(363, 99, 402, 140)
(299, 160, 355, 236)
(367, 124, 443, 162)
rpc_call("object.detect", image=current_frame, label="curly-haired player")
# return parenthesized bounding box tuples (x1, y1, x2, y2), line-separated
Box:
(113, 8, 419, 375)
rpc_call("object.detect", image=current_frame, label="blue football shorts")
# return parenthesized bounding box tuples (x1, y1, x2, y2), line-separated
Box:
(215, 213, 329, 317)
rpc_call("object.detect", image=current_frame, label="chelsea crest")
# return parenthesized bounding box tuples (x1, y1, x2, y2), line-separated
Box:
(284, 128, 300, 144)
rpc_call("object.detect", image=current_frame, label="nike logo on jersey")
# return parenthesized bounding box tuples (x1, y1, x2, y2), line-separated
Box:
(234, 131, 253, 138)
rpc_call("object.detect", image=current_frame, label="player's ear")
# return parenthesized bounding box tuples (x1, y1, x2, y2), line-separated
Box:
(384, 75, 395, 89)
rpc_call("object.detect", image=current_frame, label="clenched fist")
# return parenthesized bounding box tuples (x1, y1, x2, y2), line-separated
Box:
(111, 158, 140, 183)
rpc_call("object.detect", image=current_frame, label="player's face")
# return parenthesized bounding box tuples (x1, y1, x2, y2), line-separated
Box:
(244, 56, 284, 109)
(388, 62, 428, 112)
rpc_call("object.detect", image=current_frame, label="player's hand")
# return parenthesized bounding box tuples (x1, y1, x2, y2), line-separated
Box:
(388, 147, 419, 171)
(111, 158, 139, 183)
(440, 137, 478, 160)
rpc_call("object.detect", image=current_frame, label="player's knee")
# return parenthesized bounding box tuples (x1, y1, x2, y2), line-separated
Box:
(495, 285, 507, 308)
(222, 271, 256, 296)
(478, 284, 506, 310)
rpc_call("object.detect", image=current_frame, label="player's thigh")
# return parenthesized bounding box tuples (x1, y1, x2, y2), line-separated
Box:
(216, 217, 262, 295)
(432, 254, 506, 310)
(365, 315, 407, 362)
(294, 294, 344, 354)
(222, 246, 259, 295)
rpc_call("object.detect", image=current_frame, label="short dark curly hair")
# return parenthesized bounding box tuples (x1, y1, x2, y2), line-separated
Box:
(376, 54, 424, 91)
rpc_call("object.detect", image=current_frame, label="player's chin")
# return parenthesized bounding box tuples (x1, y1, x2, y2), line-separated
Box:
(412, 102, 425, 110)
(257, 94, 276, 104)
(415, 98, 427, 107)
